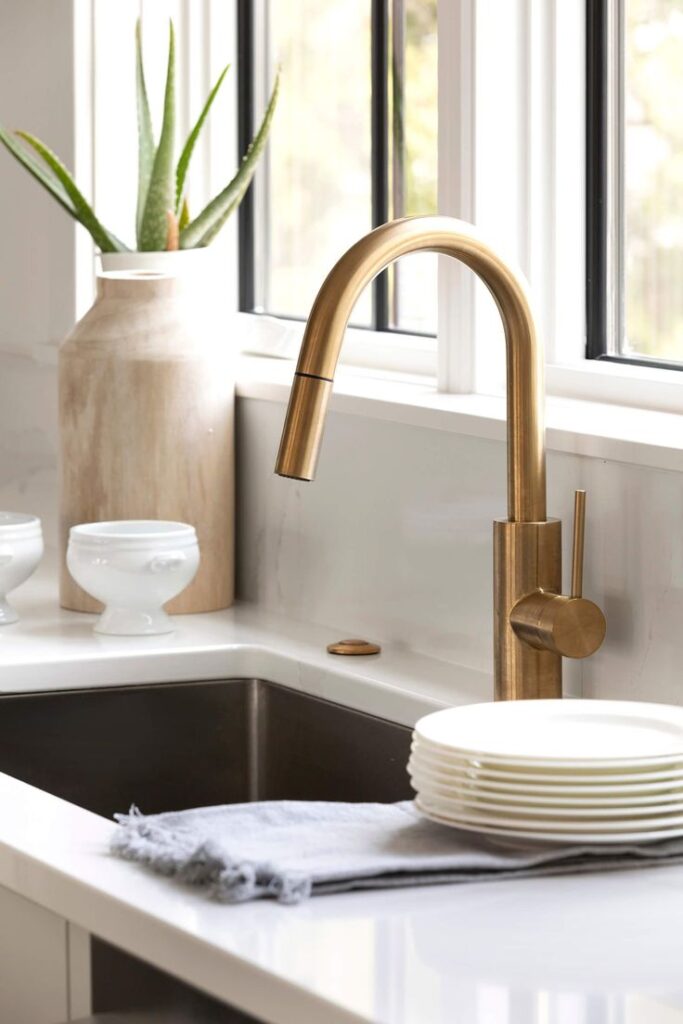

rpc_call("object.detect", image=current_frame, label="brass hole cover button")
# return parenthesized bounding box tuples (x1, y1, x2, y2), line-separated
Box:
(327, 638, 382, 656)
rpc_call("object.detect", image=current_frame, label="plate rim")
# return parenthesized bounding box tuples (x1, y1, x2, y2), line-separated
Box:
(415, 699, 683, 767)
(408, 764, 683, 806)
(410, 780, 683, 818)
(415, 798, 683, 844)
(412, 737, 683, 775)
(409, 753, 683, 790)
(415, 792, 683, 831)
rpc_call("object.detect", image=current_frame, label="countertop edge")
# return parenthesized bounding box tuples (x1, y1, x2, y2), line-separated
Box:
(0, 774, 372, 1024)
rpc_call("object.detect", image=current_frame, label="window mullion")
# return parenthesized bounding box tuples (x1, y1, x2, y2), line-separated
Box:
(237, 0, 255, 313)
(586, 0, 609, 360)
(371, 0, 390, 331)
(390, 0, 406, 328)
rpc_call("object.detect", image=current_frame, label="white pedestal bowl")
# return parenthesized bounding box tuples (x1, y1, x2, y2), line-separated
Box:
(67, 521, 200, 636)
(0, 513, 43, 625)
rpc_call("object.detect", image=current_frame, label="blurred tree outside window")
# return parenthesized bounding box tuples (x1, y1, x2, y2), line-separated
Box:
(251, 0, 437, 338)
(623, 0, 683, 362)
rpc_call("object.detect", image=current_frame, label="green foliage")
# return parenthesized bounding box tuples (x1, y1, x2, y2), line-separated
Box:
(178, 196, 190, 232)
(138, 21, 176, 251)
(17, 131, 125, 253)
(175, 63, 230, 214)
(0, 20, 278, 253)
(0, 125, 81, 219)
(180, 70, 280, 248)
(135, 19, 156, 246)
(0, 125, 127, 251)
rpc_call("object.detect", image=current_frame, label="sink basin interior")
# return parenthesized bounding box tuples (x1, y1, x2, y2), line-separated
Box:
(0, 679, 413, 1022)
(0, 678, 412, 817)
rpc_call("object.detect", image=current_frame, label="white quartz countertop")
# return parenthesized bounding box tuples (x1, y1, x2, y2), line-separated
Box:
(0, 567, 488, 723)
(2, 572, 683, 1024)
(2, 769, 683, 1024)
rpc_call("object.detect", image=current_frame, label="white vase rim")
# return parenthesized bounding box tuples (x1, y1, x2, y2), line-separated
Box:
(99, 249, 211, 258)
(100, 269, 175, 280)
(98, 249, 213, 270)
(97, 249, 214, 291)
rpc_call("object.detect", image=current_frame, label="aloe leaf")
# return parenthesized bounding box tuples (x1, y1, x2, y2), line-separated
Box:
(175, 63, 230, 215)
(187, 193, 240, 250)
(16, 131, 125, 252)
(135, 18, 155, 246)
(139, 21, 176, 251)
(180, 70, 280, 249)
(178, 196, 190, 231)
(0, 124, 78, 218)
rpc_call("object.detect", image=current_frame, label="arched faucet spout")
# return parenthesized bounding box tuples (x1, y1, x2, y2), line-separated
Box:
(275, 216, 546, 524)
(275, 216, 607, 701)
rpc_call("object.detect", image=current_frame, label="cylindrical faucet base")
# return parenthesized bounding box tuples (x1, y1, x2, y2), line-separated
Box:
(493, 518, 562, 700)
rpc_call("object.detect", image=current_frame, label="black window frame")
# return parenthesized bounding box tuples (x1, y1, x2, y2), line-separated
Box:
(236, 0, 434, 338)
(586, 0, 683, 372)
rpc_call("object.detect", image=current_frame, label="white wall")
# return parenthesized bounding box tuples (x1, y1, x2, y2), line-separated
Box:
(237, 396, 683, 706)
(0, 0, 77, 550)
(0, 353, 58, 548)
(0, 355, 682, 706)
(0, 1, 79, 353)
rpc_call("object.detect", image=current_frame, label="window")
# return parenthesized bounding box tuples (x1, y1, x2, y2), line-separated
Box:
(588, 0, 683, 369)
(80, 2, 679, 411)
(237, 0, 438, 343)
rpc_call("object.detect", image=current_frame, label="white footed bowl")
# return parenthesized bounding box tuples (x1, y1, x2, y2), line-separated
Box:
(67, 521, 200, 636)
(0, 513, 43, 624)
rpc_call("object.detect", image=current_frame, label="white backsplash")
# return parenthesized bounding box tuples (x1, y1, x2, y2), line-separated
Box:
(1, 350, 682, 706)
(0, 354, 58, 551)
(237, 396, 683, 705)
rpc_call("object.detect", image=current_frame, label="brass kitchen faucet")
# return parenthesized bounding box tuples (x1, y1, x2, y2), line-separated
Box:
(275, 216, 605, 699)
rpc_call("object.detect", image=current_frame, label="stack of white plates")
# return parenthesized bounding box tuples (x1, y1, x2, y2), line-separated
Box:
(409, 699, 683, 843)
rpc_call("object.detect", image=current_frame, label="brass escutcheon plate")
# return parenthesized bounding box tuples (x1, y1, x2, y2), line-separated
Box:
(327, 638, 382, 656)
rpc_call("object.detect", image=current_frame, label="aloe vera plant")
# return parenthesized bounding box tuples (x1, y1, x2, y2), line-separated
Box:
(0, 20, 279, 252)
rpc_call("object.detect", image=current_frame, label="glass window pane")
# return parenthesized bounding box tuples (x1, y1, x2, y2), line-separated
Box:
(253, 0, 438, 342)
(258, 0, 373, 325)
(623, 0, 683, 362)
(388, 0, 438, 335)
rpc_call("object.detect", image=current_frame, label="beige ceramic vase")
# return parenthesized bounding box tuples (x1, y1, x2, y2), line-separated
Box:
(59, 263, 234, 613)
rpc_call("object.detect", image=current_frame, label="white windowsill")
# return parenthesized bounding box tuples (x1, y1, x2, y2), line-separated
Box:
(4, 341, 681, 474)
(237, 355, 683, 474)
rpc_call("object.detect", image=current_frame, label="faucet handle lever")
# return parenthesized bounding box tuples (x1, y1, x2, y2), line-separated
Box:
(510, 487, 606, 660)
(570, 490, 586, 598)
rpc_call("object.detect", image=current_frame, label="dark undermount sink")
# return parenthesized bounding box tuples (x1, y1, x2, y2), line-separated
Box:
(0, 679, 413, 1023)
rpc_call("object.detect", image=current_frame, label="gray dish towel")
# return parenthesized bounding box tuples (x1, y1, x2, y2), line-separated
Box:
(111, 800, 683, 905)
